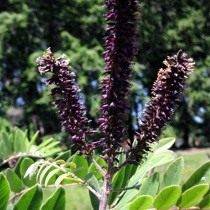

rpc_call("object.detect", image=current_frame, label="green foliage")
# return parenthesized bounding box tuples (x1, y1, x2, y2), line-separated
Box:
(199, 194, 210, 209)
(14, 185, 43, 210)
(139, 172, 159, 196)
(0, 127, 29, 160)
(109, 167, 127, 205)
(114, 137, 176, 209)
(182, 161, 210, 191)
(153, 185, 181, 210)
(40, 187, 65, 210)
(128, 195, 153, 210)
(72, 155, 89, 180)
(177, 184, 209, 208)
(19, 158, 36, 187)
(0, 171, 67, 210)
(161, 157, 184, 187)
(109, 165, 137, 205)
(0, 119, 62, 161)
(24, 159, 84, 187)
(0, 0, 104, 132)
(0, 137, 209, 209)
(108, 137, 210, 210)
(33, 137, 62, 157)
(5, 168, 23, 192)
(112, 160, 210, 210)
(88, 175, 100, 210)
(3, 157, 35, 193)
(0, 173, 10, 210)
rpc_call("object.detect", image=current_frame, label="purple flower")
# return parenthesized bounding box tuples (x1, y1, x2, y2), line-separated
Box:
(99, 0, 139, 158)
(37, 48, 92, 154)
(130, 50, 195, 162)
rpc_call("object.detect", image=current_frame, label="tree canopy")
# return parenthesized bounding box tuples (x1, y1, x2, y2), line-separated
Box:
(0, 0, 210, 147)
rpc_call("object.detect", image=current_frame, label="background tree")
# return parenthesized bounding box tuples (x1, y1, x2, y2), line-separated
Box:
(0, 0, 210, 147)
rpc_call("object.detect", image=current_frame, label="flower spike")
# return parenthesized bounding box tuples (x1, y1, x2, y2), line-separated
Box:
(99, 0, 139, 159)
(131, 50, 195, 162)
(37, 48, 92, 154)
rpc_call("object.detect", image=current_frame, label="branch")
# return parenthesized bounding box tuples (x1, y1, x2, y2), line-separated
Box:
(111, 184, 141, 192)
(86, 185, 101, 199)
(92, 158, 106, 177)
(0, 154, 45, 171)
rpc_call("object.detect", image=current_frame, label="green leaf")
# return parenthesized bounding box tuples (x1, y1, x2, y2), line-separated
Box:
(139, 172, 159, 196)
(5, 169, 23, 192)
(183, 161, 210, 191)
(19, 158, 34, 178)
(115, 150, 175, 209)
(36, 138, 55, 149)
(55, 151, 71, 161)
(89, 192, 99, 210)
(129, 195, 153, 210)
(122, 164, 138, 189)
(72, 155, 88, 180)
(29, 131, 39, 147)
(152, 137, 175, 153)
(40, 187, 65, 210)
(36, 138, 62, 156)
(0, 173, 10, 210)
(14, 157, 25, 177)
(199, 194, 210, 209)
(19, 158, 35, 186)
(153, 185, 181, 210)
(178, 184, 209, 208)
(109, 167, 126, 204)
(0, 132, 13, 159)
(14, 185, 43, 210)
(162, 157, 184, 188)
(39, 164, 56, 185)
(44, 168, 61, 186)
(36, 162, 50, 183)
(148, 150, 175, 167)
(88, 175, 100, 210)
(13, 128, 30, 153)
(55, 174, 83, 185)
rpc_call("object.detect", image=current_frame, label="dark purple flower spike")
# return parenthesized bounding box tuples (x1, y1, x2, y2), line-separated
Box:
(130, 50, 195, 162)
(37, 48, 92, 154)
(99, 0, 139, 159)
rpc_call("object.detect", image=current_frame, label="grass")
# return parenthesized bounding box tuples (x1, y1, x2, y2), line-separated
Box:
(178, 148, 210, 183)
(43, 185, 92, 210)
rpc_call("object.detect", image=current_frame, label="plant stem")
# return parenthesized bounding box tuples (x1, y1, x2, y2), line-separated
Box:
(111, 184, 140, 192)
(99, 176, 110, 210)
(92, 158, 106, 176)
(99, 161, 113, 210)
(86, 185, 101, 199)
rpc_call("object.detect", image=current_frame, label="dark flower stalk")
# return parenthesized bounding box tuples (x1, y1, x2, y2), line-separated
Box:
(36, 48, 92, 154)
(99, 0, 139, 159)
(130, 50, 195, 162)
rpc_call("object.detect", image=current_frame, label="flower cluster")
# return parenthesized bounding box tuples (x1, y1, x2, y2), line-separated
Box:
(36, 1, 195, 167)
(99, 0, 139, 159)
(37, 48, 92, 154)
(130, 50, 195, 162)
